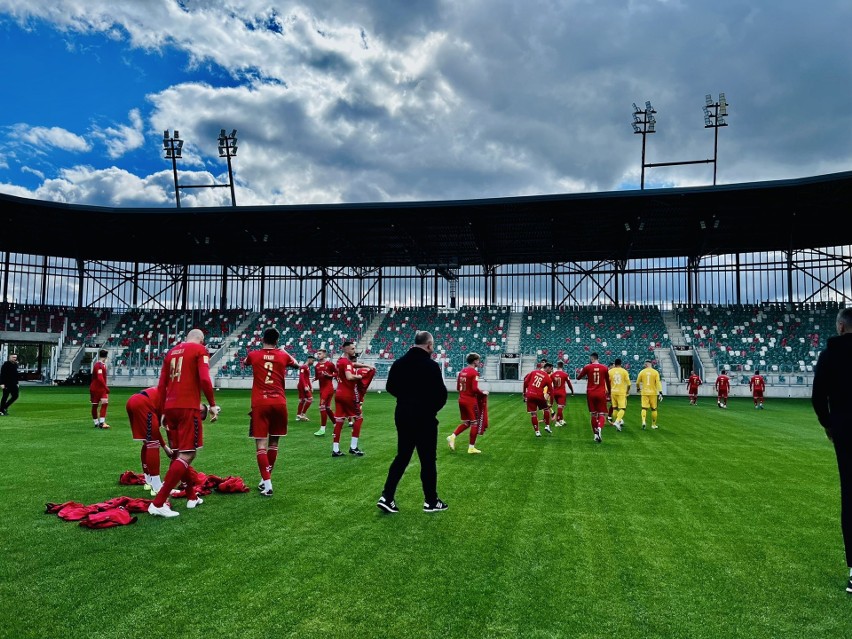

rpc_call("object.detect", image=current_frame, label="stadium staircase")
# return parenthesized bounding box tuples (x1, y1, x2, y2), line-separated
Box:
(661, 310, 687, 347)
(56, 313, 120, 380)
(92, 314, 121, 350)
(208, 311, 261, 373)
(695, 346, 718, 379)
(356, 310, 388, 355)
(505, 312, 522, 353)
(654, 347, 678, 384)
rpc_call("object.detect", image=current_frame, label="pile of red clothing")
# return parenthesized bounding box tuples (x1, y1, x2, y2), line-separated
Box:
(45, 496, 152, 528)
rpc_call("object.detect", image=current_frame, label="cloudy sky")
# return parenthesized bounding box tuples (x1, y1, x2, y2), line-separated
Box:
(0, 0, 850, 208)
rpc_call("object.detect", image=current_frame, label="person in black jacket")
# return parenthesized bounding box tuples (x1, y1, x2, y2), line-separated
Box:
(0, 353, 20, 416)
(812, 306, 852, 593)
(377, 331, 448, 514)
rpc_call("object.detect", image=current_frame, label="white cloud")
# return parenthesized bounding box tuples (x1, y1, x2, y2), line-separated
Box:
(10, 124, 90, 153)
(91, 108, 145, 159)
(21, 166, 45, 180)
(0, 0, 851, 207)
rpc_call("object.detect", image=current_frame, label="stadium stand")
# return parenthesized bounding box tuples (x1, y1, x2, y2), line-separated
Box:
(520, 305, 669, 374)
(218, 307, 378, 377)
(676, 302, 840, 375)
(366, 306, 510, 376)
(107, 308, 251, 376)
(0, 304, 110, 345)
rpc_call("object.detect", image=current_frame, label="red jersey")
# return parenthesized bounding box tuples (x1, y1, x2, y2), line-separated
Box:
(457, 366, 486, 401)
(90, 360, 109, 394)
(314, 360, 337, 392)
(687, 374, 702, 391)
(715, 374, 731, 394)
(578, 362, 610, 395)
(335, 356, 358, 400)
(550, 370, 573, 396)
(524, 370, 552, 400)
(749, 375, 765, 392)
(298, 363, 313, 390)
(244, 347, 296, 406)
(157, 341, 215, 411)
(356, 366, 376, 399)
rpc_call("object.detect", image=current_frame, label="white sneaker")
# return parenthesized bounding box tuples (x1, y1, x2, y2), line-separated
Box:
(544, 425, 552, 434)
(651, 424, 659, 430)
(615, 421, 623, 432)
(535, 431, 542, 437)
(143, 483, 154, 493)
(186, 497, 204, 509)
(594, 427, 602, 443)
(447, 433, 456, 451)
(148, 503, 179, 518)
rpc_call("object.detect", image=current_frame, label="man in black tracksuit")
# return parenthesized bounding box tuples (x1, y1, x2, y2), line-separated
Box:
(377, 331, 448, 514)
(0, 353, 20, 416)
(812, 306, 852, 593)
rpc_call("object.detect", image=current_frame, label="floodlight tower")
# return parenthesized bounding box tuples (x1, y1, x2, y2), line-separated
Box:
(632, 101, 656, 190)
(218, 129, 238, 207)
(702, 93, 729, 186)
(163, 130, 184, 208)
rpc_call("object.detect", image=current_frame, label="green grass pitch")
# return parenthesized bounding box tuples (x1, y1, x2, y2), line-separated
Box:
(0, 386, 849, 639)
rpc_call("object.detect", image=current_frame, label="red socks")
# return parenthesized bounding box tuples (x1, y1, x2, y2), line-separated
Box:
(257, 448, 272, 481)
(141, 443, 148, 476)
(351, 416, 364, 438)
(154, 458, 189, 507)
(268, 444, 279, 470)
(146, 442, 161, 477)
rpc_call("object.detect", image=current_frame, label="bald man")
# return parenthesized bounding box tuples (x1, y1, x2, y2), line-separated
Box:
(148, 328, 221, 518)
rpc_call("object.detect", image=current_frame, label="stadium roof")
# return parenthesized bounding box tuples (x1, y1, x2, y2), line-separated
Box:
(2, 170, 851, 268)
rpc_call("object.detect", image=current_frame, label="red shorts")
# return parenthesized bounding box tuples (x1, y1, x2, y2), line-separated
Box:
(586, 392, 608, 413)
(334, 395, 359, 418)
(526, 397, 549, 412)
(126, 394, 160, 441)
(249, 404, 288, 438)
(459, 399, 480, 422)
(298, 385, 313, 400)
(753, 391, 764, 400)
(551, 393, 567, 406)
(90, 390, 109, 404)
(164, 407, 204, 452)
(319, 387, 335, 408)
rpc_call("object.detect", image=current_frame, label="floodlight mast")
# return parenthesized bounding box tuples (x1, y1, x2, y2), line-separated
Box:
(160, 128, 239, 207)
(163, 130, 183, 208)
(633, 93, 729, 188)
(703, 93, 729, 186)
(631, 101, 656, 190)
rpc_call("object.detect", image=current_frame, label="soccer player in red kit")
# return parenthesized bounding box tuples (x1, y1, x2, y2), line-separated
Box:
(577, 352, 611, 443)
(313, 349, 337, 436)
(687, 370, 703, 405)
(296, 355, 315, 421)
(148, 328, 220, 518)
(126, 386, 172, 494)
(332, 341, 375, 457)
(244, 327, 299, 496)
(550, 360, 574, 427)
(90, 349, 110, 429)
(749, 369, 766, 409)
(448, 352, 489, 454)
(715, 368, 731, 409)
(523, 363, 553, 437)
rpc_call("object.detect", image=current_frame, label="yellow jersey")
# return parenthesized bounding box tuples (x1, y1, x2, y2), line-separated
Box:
(636, 366, 662, 396)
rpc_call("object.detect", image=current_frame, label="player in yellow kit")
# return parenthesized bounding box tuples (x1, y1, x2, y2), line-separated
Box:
(607, 358, 631, 432)
(636, 359, 663, 430)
